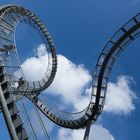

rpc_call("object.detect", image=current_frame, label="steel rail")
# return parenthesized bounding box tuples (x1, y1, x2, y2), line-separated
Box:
(0, 5, 57, 96)
(1, 3, 140, 138)
(29, 13, 140, 129)
(0, 85, 19, 140)
(0, 5, 57, 140)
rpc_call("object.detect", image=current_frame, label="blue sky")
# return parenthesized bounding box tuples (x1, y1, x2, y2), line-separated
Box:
(0, 0, 140, 140)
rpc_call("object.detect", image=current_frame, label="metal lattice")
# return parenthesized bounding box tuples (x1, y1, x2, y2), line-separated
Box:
(0, 4, 140, 140)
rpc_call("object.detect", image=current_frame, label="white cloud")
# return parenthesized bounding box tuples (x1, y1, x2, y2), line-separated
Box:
(18, 44, 137, 140)
(20, 44, 92, 111)
(19, 44, 137, 115)
(18, 44, 48, 81)
(104, 75, 137, 115)
(47, 54, 91, 111)
(36, 44, 47, 57)
(58, 125, 115, 140)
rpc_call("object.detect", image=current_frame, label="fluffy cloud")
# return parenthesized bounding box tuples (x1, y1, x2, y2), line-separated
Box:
(104, 75, 137, 115)
(20, 44, 137, 115)
(18, 44, 137, 140)
(19, 44, 91, 111)
(19, 44, 48, 81)
(47, 54, 91, 111)
(58, 125, 115, 140)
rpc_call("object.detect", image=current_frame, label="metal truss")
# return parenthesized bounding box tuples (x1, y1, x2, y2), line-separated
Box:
(1, 4, 140, 140)
(30, 14, 140, 130)
(0, 5, 57, 140)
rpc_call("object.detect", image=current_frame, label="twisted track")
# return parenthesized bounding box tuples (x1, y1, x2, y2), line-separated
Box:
(32, 13, 140, 129)
(0, 4, 57, 96)
(0, 5, 57, 139)
(1, 4, 140, 139)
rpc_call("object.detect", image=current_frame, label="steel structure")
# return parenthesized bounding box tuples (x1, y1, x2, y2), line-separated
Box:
(0, 4, 140, 140)
(32, 10, 140, 139)
(34, 12, 140, 129)
(0, 4, 57, 140)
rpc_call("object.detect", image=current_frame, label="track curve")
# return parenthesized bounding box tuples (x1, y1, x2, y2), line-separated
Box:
(31, 13, 140, 129)
(0, 5, 57, 96)
(1, 4, 139, 131)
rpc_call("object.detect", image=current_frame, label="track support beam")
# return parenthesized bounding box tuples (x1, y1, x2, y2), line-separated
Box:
(83, 121, 91, 140)
(0, 85, 18, 140)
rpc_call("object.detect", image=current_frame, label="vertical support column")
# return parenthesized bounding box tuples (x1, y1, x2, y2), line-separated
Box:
(0, 85, 18, 140)
(83, 121, 91, 140)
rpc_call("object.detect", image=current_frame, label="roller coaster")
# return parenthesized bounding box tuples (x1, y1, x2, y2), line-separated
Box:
(0, 4, 139, 140)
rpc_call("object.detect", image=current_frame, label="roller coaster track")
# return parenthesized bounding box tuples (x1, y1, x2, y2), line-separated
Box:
(0, 5, 57, 139)
(31, 12, 140, 129)
(0, 4, 57, 96)
(0, 65, 28, 140)
(0, 4, 140, 140)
